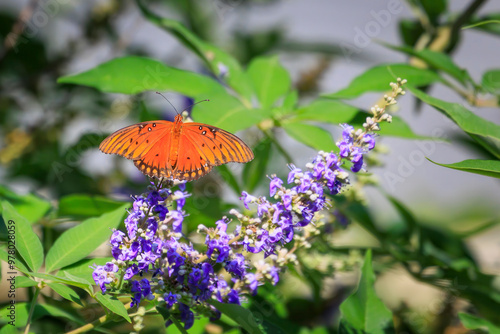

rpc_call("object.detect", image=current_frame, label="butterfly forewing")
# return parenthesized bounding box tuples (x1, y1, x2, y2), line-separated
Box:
(99, 121, 172, 160)
(183, 123, 254, 165)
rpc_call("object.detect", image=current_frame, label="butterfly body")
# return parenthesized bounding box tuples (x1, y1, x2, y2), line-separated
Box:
(99, 115, 254, 181)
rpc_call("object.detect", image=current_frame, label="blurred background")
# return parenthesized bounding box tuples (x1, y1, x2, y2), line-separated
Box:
(1, 0, 500, 332)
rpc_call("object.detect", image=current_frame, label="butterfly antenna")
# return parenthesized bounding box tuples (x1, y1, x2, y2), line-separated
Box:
(156, 92, 179, 115)
(183, 99, 210, 112)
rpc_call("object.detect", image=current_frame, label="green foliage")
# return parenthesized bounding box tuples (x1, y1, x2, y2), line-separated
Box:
(427, 158, 500, 178)
(45, 204, 128, 272)
(339, 250, 395, 334)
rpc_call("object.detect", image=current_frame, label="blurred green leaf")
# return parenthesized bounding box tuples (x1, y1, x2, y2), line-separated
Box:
(459, 312, 500, 333)
(247, 56, 291, 109)
(339, 250, 395, 334)
(243, 138, 272, 192)
(136, 0, 254, 101)
(427, 158, 500, 178)
(481, 69, 500, 94)
(419, 0, 447, 23)
(381, 44, 472, 85)
(47, 282, 83, 306)
(58, 194, 127, 219)
(294, 99, 431, 140)
(192, 90, 267, 133)
(0, 324, 18, 334)
(57, 257, 113, 283)
(45, 204, 128, 272)
(58, 56, 224, 96)
(210, 300, 266, 334)
(216, 165, 242, 195)
(324, 64, 443, 99)
(15, 275, 37, 288)
(410, 87, 500, 158)
(282, 121, 336, 152)
(0, 302, 83, 328)
(0, 185, 51, 224)
(467, 14, 500, 35)
(283, 90, 298, 110)
(399, 19, 425, 47)
(1, 201, 44, 272)
(95, 293, 131, 323)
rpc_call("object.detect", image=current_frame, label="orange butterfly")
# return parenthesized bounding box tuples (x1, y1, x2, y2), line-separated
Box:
(99, 114, 254, 182)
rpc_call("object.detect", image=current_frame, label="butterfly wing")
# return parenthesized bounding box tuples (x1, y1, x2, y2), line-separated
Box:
(171, 123, 254, 181)
(100, 120, 177, 178)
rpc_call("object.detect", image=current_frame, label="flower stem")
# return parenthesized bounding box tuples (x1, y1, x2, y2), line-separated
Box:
(66, 302, 132, 334)
(23, 287, 40, 334)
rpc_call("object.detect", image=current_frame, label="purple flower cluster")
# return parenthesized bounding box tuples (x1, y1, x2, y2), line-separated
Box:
(92, 79, 405, 330)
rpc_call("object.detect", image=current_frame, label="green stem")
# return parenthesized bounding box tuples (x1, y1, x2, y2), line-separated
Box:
(66, 302, 132, 334)
(261, 128, 294, 164)
(24, 287, 40, 334)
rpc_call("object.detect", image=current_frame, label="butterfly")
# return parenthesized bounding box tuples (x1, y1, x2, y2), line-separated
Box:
(99, 114, 254, 181)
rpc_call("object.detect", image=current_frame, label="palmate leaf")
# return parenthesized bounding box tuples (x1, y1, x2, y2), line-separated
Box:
(45, 204, 128, 272)
(1, 201, 44, 272)
(339, 250, 395, 334)
(58, 56, 224, 96)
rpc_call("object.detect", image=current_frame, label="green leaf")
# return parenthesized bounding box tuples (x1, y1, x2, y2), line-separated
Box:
(247, 56, 291, 109)
(243, 138, 273, 192)
(283, 90, 298, 110)
(294, 99, 431, 140)
(58, 194, 127, 219)
(58, 56, 224, 96)
(95, 293, 131, 323)
(28, 272, 93, 293)
(410, 87, 500, 158)
(192, 90, 267, 133)
(0, 302, 83, 328)
(339, 250, 394, 334)
(136, 1, 254, 101)
(427, 158, 500, 178)
(0, 185, 51, 224)
(282, 121, 336, 152)
(0, 249, 30, 273)
(15, 275, 37, 288)
(210, 300, 265, 334)
(45, 204, 128, 272)
(466, 14, 500, 35)
(481, 69, 500, 94)
(459, 313, 500, 334)
(47, 282, 83, 306)
(57, 257, 113, 283)
(420, 0, 447, 22)
(215, 165, 242, 195)
(1, 202, 44, 272)
(0, 325, 19, 334)
(381, 44, 472, 85)
(324, 64, 443, 99)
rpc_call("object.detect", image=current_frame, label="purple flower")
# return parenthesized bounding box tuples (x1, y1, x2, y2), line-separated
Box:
(240, 191, 256, 209)
(154, 205, 168, 221)
(287, 167, 302, 183)
(174, 190, 190, 210)
(164, 292, 178, 308)
(179, 303, 195, 329)
(363, 133, 376, 150)
(227, 289, 241, 305)
(269, 177, 283, 197)
(225, 254, 247, 278)
(282, 193, 292, 210)
(91, 262, 118, 293)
